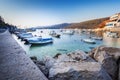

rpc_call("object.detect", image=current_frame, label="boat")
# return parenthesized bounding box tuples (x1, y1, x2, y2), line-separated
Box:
(63, 30, 74, 35)
(51, 34, 60, 38)
(106, 32, 119, 38)
(49, 31, 61, 38)
(91, 37, 103, 40)
(82, 39, 96, 44)
(24, 37, 53, 45)
(17, 33, 33, 39)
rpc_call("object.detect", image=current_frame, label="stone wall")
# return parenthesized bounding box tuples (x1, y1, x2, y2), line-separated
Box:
(0, 30, 48, 80)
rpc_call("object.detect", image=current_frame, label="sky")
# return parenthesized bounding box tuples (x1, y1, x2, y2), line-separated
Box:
(0, 0, 120, 28)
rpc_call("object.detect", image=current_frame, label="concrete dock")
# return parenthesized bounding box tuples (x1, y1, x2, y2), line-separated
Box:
(0, 30, 48, 80)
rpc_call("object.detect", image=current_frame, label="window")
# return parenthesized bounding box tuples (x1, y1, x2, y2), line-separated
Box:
(106, 24, 113, 26)
(118, 20, 120, 22)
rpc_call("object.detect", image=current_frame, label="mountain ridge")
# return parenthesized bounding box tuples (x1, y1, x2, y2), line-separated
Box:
(29, 17, 109, 29)
(65, 17, 109, 29)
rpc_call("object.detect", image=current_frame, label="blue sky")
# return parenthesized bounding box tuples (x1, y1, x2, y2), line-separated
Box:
(0, 0, 120, 28)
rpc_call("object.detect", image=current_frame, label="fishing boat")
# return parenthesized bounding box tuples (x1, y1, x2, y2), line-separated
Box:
(25, 37, 53, 45)
(82, 39, 96, 44)
(91, 37, 103, 40)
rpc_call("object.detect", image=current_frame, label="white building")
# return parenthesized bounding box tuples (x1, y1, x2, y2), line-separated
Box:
(110, 13, 120, 21)
(105, 13, 120, 28)
(116, 19, 120, 27)
(105, 21, 117, 28)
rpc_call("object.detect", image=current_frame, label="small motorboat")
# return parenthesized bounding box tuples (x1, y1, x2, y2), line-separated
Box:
(82, 39, 96, 44)
(25, 37, 53, 45)
(49, 31, 60, 38)
(52, 34, 60, 38)
(91, 37, 103, 40)
(106, 32, 119, 38)
(17, 33, 33, 40)
(63, 30, 74, 35)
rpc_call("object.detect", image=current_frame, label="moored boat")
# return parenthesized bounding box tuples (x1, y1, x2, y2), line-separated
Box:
(49, 31, 61, 38)
(51, 34, 60, 38)
(91, 37, 103, 40)
(82, 39, 96, 44)
(17, 33, 33, 39)
(63, 30, 74, 35)
(106, 32, 119, 38)
(24, 37, 53, 45)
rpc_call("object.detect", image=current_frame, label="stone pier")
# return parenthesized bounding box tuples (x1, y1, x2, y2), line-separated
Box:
(0, 30, 48, 80)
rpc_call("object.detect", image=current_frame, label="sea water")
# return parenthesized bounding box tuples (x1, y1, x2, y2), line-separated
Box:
(12, 29, 120, 60)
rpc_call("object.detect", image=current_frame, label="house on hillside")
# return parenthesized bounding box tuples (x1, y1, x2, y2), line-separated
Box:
(105, 21, 117, 28)
(105, 13, 120, 28)
(110, 13, 120, 21)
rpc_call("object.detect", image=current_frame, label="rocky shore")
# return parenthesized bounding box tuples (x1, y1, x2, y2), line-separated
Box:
(31, 46, 120, 80)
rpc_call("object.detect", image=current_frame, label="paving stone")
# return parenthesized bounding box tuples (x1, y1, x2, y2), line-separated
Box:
(0, 30, 48, 80)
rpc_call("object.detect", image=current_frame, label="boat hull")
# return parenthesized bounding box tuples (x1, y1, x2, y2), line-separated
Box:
(26, 37, 53, 45)
(82, 39, 96, 44)
(29, 40, 53, 45)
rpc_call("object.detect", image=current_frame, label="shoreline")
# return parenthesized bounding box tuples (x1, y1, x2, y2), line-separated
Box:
(1, 29, 120, 80)
(31, 46, 120, 80)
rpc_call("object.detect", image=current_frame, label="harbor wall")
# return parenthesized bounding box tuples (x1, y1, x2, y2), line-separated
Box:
(0, 30, 48, 80)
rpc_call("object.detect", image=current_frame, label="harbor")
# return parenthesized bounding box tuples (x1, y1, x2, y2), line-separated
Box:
(0, 30, 48, 80)
(0, 0, 120, 79)
(1, 29, 120, 80)
(13, 29, 120, 60)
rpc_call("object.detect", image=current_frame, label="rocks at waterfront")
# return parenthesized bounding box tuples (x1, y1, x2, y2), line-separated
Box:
(47, 50, 112, 80)
(32, 60, 49, 77)
(49, 62, 112, 80)
(31, 47, 120, 80)
(30, 56, 49, 77)
(119, 60, 120, 80)
(30, 56, 37, 60)
(89, 46, 120, 61)
(89, 46, 120, 80)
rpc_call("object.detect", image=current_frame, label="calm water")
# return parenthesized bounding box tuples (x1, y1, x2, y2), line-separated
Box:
(12, 29, 120, 60)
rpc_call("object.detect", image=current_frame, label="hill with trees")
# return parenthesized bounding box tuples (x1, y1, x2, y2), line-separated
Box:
(0, 16, 17, 33)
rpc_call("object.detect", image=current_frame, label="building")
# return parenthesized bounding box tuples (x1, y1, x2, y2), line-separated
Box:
(105, 13, 120, 28)
(110, 13, 120, 21)
(116, 19, 120, 27)
(105, 21, 117, 28)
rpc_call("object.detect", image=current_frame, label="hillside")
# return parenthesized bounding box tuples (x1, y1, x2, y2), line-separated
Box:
(29, 23, 71, 29)
(0, 16, 6, 27)
(0, 16, 17, 33)
(65, 17, 109, 29)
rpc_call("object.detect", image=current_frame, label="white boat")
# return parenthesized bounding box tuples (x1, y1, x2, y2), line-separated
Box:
(63, 30, 74, 35)
(49, 31, 61, 38)
(91, 37, 103, 40)
(82, 39, 96, 44)
(106, 32, 119, 38)
(24, 37, 53, 44)
(17, 33, 33, 39)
